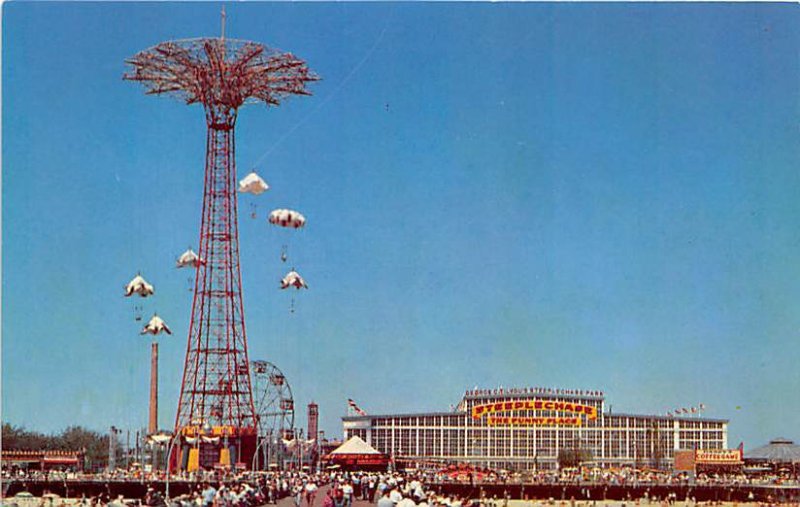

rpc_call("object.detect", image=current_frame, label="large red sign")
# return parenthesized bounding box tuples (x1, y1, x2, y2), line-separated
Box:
(472, 400, 598, 420)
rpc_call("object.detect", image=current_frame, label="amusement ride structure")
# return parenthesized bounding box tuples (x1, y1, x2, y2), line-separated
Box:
(124, 14, 317, 470)
(251, 360, 295, 468)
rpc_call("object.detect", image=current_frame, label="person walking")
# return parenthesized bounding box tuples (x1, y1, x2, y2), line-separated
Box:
(378, 489, 395, 507)
(323, 488, 336, 507)
(342, 481, 355, 507)
(334, 488, 347, 507)
(306, 480, 319, 507)
(201, 483, 217, 507)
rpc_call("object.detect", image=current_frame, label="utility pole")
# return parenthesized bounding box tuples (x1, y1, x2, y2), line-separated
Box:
(149, 342, 158, 435)
(108, 426, 118, 472)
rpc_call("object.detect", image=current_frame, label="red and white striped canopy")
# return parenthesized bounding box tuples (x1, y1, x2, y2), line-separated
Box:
(269, 209, 306, 229)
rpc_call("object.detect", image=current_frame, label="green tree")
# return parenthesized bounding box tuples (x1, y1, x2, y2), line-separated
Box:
(1, 423, 53, 450)
(56, 426, 108, 466)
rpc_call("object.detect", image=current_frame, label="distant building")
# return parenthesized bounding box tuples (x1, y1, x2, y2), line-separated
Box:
(343, 387, 728, 470)
(1, 450, 85, 471)
(320, 439, 343, 457)
(308, 402, 319, 443)
(745, 437, 800, 468)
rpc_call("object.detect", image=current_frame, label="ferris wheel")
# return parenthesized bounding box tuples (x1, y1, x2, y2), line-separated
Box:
(251, 360, 295, 438)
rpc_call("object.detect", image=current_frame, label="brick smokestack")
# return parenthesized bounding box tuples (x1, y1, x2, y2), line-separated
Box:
(307, 402, 318, 442)
(149, 341, 158, 434)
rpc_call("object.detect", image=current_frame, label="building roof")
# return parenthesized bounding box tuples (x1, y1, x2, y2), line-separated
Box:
(606, 412, 729, 423)
(343, 411, 728, 424)
(745, 438, 800, 462)
(330, 436, 382, 455)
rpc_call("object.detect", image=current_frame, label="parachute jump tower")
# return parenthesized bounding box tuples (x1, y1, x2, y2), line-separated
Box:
(124, 14, 317, 470)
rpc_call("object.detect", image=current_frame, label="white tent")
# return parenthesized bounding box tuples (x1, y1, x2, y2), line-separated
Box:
(329, 436, 382, 455)
(325, 436, 389, 470)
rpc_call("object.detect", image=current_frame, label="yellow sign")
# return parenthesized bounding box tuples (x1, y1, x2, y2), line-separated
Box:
(695, 449, 742, 464)
(181, 424, 236, 437)
(472, 400, 598, 420)
(487, 416, 582, 427)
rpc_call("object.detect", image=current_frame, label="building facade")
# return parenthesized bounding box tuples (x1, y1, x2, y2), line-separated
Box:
(342, 388, 728, 470)
(1, 450, 85, 471)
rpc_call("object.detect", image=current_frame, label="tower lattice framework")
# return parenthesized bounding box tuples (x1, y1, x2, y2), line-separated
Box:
(125, 36, 317, 467)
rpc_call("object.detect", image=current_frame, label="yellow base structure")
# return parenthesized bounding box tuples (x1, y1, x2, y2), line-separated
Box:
(219, 447, 231, 466)
(186, 448, 200, 472)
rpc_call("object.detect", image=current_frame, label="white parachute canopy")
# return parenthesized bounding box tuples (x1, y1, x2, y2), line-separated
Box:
(141, 314, 172, 336)
(238, 171, 269, 195)
(176, 248, 203, 268)
(269, 209, 306, 229)
(125, 274, 154, 297)
(281, 270, 309, 290)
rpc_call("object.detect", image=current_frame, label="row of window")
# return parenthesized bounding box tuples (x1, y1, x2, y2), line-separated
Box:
(680, 431, 724, 440)
(366, 428, 722, 441)
(350, 428, 724, 459)
(367, 419, 725, 433)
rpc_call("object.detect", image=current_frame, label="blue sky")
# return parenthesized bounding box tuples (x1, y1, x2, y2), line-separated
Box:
(3, 2, 799, 448)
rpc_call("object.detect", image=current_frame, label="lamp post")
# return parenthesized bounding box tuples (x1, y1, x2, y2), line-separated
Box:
(164, 432, 182, 501)
(297, 428, 304, 470)
(266, 430, 273, 471)
(252, 435, 269, 472)
(108, 426, 119, 473)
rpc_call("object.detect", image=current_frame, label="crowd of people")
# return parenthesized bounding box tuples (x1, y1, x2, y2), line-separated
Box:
(429, 469, 799, 487)
(4, 467, 800, 507)
(135, 470, 445, 507)
(4, 466, 798, 489)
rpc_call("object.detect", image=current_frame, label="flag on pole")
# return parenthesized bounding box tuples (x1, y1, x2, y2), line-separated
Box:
(348, 398, 367, 416)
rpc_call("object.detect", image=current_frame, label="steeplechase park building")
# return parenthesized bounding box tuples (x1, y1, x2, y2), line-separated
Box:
(342, 387, 730, 471)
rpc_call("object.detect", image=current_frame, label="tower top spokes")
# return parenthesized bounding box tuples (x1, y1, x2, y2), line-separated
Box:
(124, 37, 318, 111)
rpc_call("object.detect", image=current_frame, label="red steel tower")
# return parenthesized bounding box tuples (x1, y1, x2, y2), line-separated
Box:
(125, 27, 317, 469)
